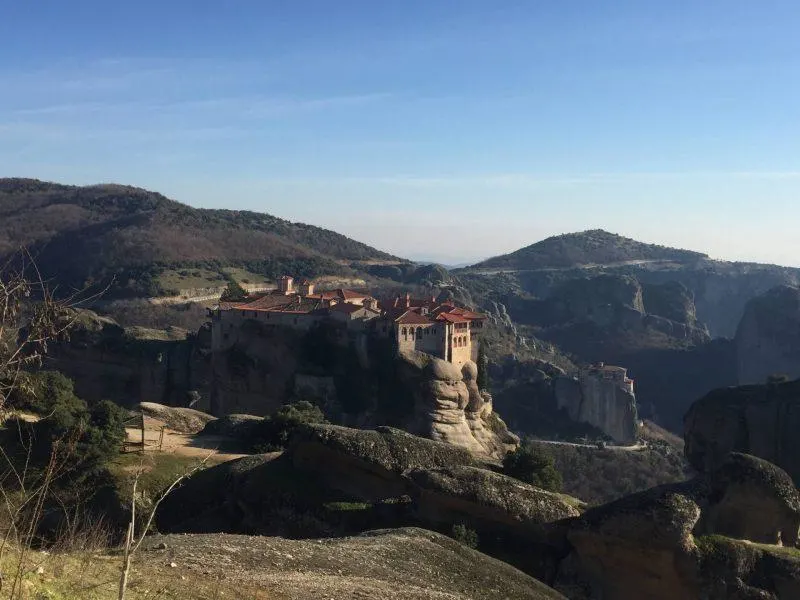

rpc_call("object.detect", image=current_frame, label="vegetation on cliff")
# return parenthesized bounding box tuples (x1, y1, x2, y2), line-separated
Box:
(0, 178, 402, 297)
(471, 229, 706, 270)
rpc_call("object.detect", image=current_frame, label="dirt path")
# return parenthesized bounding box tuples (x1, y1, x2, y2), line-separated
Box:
(125, 422, 249, 462)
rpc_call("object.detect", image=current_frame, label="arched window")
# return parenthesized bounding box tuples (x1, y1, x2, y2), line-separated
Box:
(402, 327, 407, 341)
(416, 327, 423, 340)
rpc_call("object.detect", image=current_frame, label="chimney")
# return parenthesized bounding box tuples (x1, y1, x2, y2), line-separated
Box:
(279, 275, 294, 294)
(299, 279, 315, 296)
(405, 292, 411, 308)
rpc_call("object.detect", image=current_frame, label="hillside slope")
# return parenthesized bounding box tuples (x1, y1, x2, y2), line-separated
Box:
(471, 229, 706, 270)
(0, 178, 400, 297)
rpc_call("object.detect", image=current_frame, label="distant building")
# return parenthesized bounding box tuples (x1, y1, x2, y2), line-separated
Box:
(380, 294, 487, 368)
(581, 362, 635, 395)
(209, 276, 486, 367)
(555, 362, 638, 443)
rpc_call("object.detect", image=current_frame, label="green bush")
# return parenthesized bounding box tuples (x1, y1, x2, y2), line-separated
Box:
(2, 374, 127, 483)
(8, 370, 85, 415)
(503, 442, 563, 492)
(451, 523, 479, 549)
(220, 279, 248, 302)
(250, 401, 328, 452)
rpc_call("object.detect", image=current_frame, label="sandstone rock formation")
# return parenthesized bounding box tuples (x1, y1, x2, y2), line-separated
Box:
(735, 285, 800, 384)
(406, 465, 580, 537)
(44, 309, 211, 409)
(160, 424, 577, 551)
(287, 423, 482, 501)
(560, 453, 800, 599)
(554, 375, 638, 443)
(698, 453, 800, 545)
(684, 378, 800, 485)
(137, 401, 217, 433)
(399, 351, 519, 460)
(641, 281, 698, 326)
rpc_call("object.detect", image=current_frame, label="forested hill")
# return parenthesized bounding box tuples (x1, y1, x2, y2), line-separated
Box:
(0, 178, 401, 297)
(470, 229, 707, 271)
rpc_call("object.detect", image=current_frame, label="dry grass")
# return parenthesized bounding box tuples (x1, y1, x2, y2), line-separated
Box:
(0, 544, 276, 600)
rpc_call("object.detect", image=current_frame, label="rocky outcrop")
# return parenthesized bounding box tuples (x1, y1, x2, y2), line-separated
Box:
(199, 413, 262, 437)
(736, 285, 800, 384)
(160, 424, 575, 542)
(141, 529, 567, 600)
(554, 375, 638, 443)
(553, 275, 645, 324)
(406, 465, 580, 537)
(684, 378, 800, 485)
(44, 309, 211, 409)
(560, 453, 800, 599)
(641, 281, 698, 326)
(138, 402, 216, 433)
(287, 423, 482, 501)
(697, 453, 800, 545)
(400, 352, 519, 460)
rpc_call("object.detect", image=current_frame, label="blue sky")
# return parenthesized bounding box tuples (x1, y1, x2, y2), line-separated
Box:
(2, 1, 800, 265)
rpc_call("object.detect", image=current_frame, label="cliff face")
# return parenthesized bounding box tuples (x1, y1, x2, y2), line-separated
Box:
(684, 378, 800, 485)
(554, 376, 638, 443)
(735, 285, 800, 385)
(44, 310, 211, 409)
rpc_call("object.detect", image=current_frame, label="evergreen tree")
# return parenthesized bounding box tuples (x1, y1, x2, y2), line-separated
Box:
(476, 343, 491, 391)
(220, 279, 248, 302)
(503, 442, 563, 492)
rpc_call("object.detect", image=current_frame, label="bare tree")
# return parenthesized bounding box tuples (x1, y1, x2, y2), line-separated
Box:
(118, 455, 211, 600)
(0, 254, 80, 415)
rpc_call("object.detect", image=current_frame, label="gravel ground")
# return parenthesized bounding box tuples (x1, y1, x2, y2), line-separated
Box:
(140, 528, 565, 600)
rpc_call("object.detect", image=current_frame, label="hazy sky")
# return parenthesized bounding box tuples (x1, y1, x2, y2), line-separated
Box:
(2, 1, 800, 265)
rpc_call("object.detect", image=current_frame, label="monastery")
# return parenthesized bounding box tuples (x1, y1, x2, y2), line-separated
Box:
(210, 275, 486, 367)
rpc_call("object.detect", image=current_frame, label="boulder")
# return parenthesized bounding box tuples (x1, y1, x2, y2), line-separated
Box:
(137, 402, 216, 433)
(696, 453, 800, 546)
(561, 454, 800, 599)
(286, 423, 483, 501)
(199, 413, 262, 438)
(406, 465, 580, 536)
(684, 378, 800, 485)
(736, 285, 800, 384)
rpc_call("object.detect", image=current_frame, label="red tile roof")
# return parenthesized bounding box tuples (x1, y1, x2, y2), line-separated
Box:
(395, 310, 434, 325)
(306, 288, 369, 302)
(329, 303, 364, 314)
(436, 312, 470, 324)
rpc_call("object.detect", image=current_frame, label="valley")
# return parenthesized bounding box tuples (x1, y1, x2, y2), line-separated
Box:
(2, 180, 800, 600)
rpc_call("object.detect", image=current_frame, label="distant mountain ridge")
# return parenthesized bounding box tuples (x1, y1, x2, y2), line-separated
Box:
(471, 229, 707, 271)
(0, 178, 402, 297)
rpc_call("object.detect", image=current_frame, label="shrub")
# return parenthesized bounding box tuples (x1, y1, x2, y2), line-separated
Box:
(220, 279, 248, 302)
(503, 442, 563, 492)
(451, 523, 479, 549)
(250, 401, 328, 451)
(8, 370, 85, 415)
(2, 376, 127, 483)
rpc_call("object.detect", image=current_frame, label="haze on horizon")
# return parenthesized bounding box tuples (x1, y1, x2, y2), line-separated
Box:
(2, 1, 800, 267)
